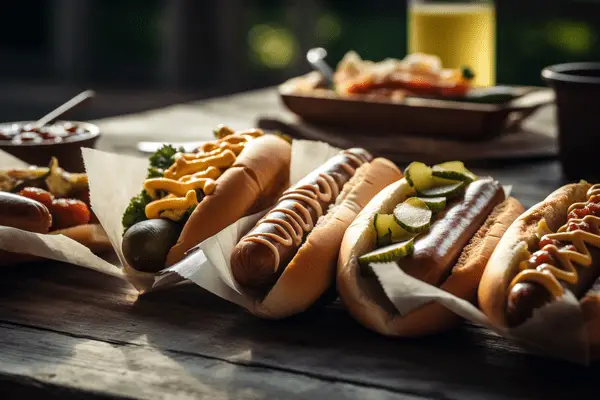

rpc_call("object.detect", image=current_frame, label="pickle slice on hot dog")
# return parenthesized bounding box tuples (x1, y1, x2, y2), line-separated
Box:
(121, 125, 291, 273)
(229, 149, 403, 319)
(479, 182, 600, 360)
(338, 161, 524, 337)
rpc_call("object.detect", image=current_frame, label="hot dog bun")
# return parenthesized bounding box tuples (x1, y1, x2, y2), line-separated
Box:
(337, 178, 524, 337)
(166, 134, 291, 266)
(478, 182, 600, 359)
(245, 157, 402, 319)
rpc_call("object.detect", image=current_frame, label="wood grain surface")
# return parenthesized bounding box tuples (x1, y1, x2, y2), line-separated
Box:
(1, 88, 595, 399)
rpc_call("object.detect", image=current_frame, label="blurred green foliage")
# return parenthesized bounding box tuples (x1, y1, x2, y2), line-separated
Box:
(246, 0, 600, 87)
(1, 0, 599, 89)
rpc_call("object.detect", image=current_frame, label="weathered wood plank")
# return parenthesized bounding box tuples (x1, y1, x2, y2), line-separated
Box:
(0, 322, 422, 400)
(0, 262, 597, 399)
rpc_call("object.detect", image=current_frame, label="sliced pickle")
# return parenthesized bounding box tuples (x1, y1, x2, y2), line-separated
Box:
(377, 229, 393, 247)
(432, 161, 477, 183)
(404, 161, 432, 191)
(358, 238, 415, 272)
(417, 181, 465, 198)
(393, 197, 432, 233)
(374, 213, 413, 246)
(405, 161, 469, 199)
(415, 196, 446, 213)
(431, 176, 460, 186)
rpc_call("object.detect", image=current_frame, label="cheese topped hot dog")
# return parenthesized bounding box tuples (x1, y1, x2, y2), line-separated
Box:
(138, 128, 264, 223)
(121, 125, 291, 273)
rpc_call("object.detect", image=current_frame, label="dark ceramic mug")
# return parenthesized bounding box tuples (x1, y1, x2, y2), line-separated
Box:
(542, 62, 600, 181)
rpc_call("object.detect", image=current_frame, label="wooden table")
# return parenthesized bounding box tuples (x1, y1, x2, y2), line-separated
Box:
(1, 89, 596, 399)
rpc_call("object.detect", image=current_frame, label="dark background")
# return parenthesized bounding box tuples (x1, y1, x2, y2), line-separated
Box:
(1, 0, 599, 120)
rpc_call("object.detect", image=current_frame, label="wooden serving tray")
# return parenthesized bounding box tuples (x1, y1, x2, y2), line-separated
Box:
(257, 105, 558, 166)
(279, 84, 554, 141)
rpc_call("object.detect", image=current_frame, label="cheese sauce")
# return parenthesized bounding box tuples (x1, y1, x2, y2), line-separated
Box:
(143, 128, 263, 221)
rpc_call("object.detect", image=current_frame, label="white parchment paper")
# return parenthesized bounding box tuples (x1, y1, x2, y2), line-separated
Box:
(0, 149, 28, 169)
(369, 262, 588, 365)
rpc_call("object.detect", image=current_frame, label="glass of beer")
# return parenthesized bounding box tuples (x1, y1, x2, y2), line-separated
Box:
(408, 0, 496, 87)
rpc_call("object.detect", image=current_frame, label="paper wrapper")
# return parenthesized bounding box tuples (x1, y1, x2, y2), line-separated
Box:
(364, 186, 590, 365)
(369, 262, 588, 365)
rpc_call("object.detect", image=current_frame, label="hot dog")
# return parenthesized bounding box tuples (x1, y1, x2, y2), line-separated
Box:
(230, 149, 403, 318)
(0, 158, 112, 265)
(121, 125, 291, 273)
(479, 182, 600, 359)
(231, 148, 373, 290)
(397, 179, 505, 286)
(337, 161, 524, 337)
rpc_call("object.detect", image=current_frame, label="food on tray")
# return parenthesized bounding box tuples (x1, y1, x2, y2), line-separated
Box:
(121, 125, 291, 273)
(337, 161, 523, 336)
(334, 51, 474, 99)
(281, 51, 523, 104)
(0, 122, 93, 144)
(0, 157, 111, 263)
(230, 148, 402, 318)
(479, 182, 600, 359)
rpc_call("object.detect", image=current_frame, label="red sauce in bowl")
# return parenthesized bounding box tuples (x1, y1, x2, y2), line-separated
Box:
(0, 122, 91, 145)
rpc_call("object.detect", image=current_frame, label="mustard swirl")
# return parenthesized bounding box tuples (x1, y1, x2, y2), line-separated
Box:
(241, 151, 367, 270)
(509, 184, 600, 299)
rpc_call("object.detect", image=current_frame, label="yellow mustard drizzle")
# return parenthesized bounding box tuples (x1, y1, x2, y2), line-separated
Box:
(146, 190, 199, 219)
(177, 166, 222, 182)
(165, 149, 237, 180)
(240, 151, 367, 270)
(143, 128, 264, 221)
(200, 129, 263, 153)
(508, 184, 600, 299)
(144, 177, 216, 198)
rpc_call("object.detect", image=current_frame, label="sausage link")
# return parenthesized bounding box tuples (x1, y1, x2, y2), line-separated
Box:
(0, 192, 52, 233)
(400, 178, 505, 286)
(231, 148, 372, 291)
(506, 246, 600, 327)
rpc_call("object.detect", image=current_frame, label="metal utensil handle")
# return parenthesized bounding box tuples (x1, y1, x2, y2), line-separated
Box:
(34, 89, 96, 128)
